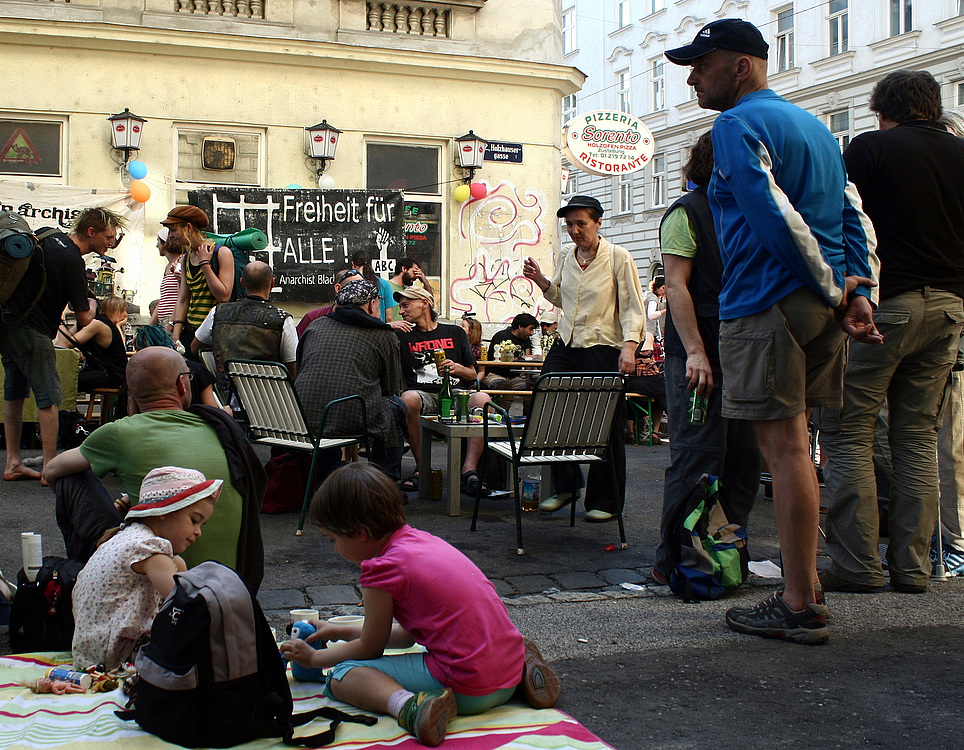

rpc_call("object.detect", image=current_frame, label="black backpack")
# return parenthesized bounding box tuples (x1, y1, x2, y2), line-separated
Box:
(118, 561, 375, 748)
(0, 213, 46, 322)
(8, 555, 84, 653)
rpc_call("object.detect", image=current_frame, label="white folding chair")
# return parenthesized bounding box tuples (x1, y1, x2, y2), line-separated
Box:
(226, 360, 371, 535)
(471, 372, 626, 554)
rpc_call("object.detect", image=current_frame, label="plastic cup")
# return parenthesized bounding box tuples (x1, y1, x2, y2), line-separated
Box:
(289, 608, 319, 623)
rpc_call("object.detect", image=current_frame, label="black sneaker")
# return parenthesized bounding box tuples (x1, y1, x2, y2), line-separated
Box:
(725, 592, 829, 645)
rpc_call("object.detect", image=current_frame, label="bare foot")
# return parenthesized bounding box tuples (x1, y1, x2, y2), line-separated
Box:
(3, 463, 42, 481)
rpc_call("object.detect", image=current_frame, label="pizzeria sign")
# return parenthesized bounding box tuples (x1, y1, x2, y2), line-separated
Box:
(563, 109, 655, 176)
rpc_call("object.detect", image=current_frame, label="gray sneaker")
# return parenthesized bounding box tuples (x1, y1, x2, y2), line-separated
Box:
(725, 592, 829, 645)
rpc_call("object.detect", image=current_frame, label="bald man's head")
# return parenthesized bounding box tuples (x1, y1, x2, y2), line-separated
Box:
(241, 261, 273, 296)
(127, 347, 189, 410)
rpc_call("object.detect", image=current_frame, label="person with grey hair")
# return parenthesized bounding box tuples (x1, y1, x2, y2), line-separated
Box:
(819, 70, 964, 595)
(296, 279, 407, 480)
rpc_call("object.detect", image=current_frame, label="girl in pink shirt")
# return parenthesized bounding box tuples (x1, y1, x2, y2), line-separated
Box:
(281, 463, 559, 747)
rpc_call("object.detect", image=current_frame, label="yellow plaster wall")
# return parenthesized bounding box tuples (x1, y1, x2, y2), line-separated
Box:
(0, 15, 581, 321)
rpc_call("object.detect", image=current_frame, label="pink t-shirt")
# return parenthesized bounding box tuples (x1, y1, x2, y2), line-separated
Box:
(360, 525, 524, 696)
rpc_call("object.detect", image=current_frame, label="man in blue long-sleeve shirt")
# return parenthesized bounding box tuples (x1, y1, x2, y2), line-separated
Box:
(666, 18, 881, 644)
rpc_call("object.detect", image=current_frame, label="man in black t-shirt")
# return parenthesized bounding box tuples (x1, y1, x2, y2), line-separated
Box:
(394, 286, 492, 495)
(2, 207, 124, 481)
(482, 313, 538, 410)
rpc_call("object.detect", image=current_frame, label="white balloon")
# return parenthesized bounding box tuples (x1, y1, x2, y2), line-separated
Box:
(317, 173, 336, 189)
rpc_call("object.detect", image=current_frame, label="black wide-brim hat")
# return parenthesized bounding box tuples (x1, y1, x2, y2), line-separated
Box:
(556, 195, 604, 219)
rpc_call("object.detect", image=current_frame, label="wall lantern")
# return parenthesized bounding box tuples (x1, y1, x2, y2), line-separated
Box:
(454, 130, 487, 182)
(107, 108, 146, 165)
(305, 119, 342, 180)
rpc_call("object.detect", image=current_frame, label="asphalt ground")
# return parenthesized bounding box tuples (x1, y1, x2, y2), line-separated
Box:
(3, 436, 964, 749)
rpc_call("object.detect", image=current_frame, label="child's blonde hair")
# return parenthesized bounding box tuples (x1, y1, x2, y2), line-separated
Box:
(309, 463, 406, 538)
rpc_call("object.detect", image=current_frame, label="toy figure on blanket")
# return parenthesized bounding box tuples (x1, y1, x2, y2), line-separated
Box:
(279, 463, 561, 748)
(71, 467, 221, 670)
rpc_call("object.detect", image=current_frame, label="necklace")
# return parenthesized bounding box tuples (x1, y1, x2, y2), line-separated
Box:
(576, 244, 598, 266)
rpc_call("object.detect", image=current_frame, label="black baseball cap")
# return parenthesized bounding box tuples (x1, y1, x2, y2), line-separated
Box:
(556, 195, 604, 219)
(664, 19, 768, 65)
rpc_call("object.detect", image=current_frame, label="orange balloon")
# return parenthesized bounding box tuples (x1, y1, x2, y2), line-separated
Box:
(130, 179, 151, 203)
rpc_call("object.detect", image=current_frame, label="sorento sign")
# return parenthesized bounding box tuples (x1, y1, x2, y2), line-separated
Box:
(564, 110, 655, 176)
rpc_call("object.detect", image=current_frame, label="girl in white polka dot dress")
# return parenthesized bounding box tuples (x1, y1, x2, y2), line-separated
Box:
(71, 466, 221, 670)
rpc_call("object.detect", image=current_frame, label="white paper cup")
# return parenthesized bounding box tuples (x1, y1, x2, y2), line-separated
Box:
(289, 608, 319, 623)
(327, 615, 364, 624)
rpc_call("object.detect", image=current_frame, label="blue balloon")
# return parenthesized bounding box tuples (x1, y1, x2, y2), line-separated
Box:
(286, 183, 303, 189)
(128, 160, 148, 180)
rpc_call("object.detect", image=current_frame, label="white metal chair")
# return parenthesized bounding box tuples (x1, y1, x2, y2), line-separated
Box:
(471, 372, 627, 554)
(226, 360, 371, 535)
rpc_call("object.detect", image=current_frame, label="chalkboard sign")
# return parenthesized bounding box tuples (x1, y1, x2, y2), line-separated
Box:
(190, 188, 405, 304)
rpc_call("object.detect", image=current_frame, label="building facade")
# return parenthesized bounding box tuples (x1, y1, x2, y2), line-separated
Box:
(561, 0, 964, 287)
(0, 0, 582, 320)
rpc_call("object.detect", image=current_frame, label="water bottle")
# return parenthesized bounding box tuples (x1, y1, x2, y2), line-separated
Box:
(287, 620, 325, 681)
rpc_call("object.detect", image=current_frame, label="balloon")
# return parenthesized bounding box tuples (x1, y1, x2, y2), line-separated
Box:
(453, 184, 471, 202)
(128, 160, 148, 180)
(317, 173, 336, 190)
(286, 183, 303, 189)
(130, 179, 151, 203)
(469, 182, 487, 200)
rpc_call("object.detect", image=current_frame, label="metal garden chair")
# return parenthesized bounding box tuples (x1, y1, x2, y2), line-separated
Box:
(470, 372, 627, 554)
(226, 359, 371, 535)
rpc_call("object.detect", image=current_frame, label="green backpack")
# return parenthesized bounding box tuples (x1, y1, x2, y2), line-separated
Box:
(669, 474, 749, 601)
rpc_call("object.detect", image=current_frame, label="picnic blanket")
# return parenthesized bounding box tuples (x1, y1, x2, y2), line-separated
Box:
(0, 653, 613, 750)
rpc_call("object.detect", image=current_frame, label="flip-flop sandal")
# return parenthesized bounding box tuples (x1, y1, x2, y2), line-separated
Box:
(461, 470, 490, 496)
(398, 473, 420, 492)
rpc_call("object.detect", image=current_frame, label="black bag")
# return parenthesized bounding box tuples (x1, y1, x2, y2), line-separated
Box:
(8, 555, 84, 653)
(0, 212, 42, 316)
(118, 561, 375, 748)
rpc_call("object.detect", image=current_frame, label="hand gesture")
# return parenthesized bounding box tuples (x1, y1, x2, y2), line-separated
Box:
(375, 228, 391, 257)
(841, 295, 884, 345)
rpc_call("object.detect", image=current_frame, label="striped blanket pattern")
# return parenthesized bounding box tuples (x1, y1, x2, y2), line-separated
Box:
(1, 653, 612, 750)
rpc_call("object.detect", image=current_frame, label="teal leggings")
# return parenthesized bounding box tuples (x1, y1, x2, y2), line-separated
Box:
(324, 652, 516, 715)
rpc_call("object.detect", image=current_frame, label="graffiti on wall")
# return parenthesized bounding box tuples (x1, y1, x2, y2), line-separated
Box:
(449, 180, 556, 322)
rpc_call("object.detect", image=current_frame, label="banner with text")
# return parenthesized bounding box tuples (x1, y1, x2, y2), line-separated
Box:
(191, 188, 405, 304)
(0, 180, 145, 298)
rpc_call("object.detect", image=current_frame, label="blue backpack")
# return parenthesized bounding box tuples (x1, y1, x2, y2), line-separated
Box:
(669, 474, 749, 601)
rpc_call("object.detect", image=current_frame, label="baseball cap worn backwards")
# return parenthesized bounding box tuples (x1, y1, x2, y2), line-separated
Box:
(664, 19, 769, 65)
(393, 286, 434, 304)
